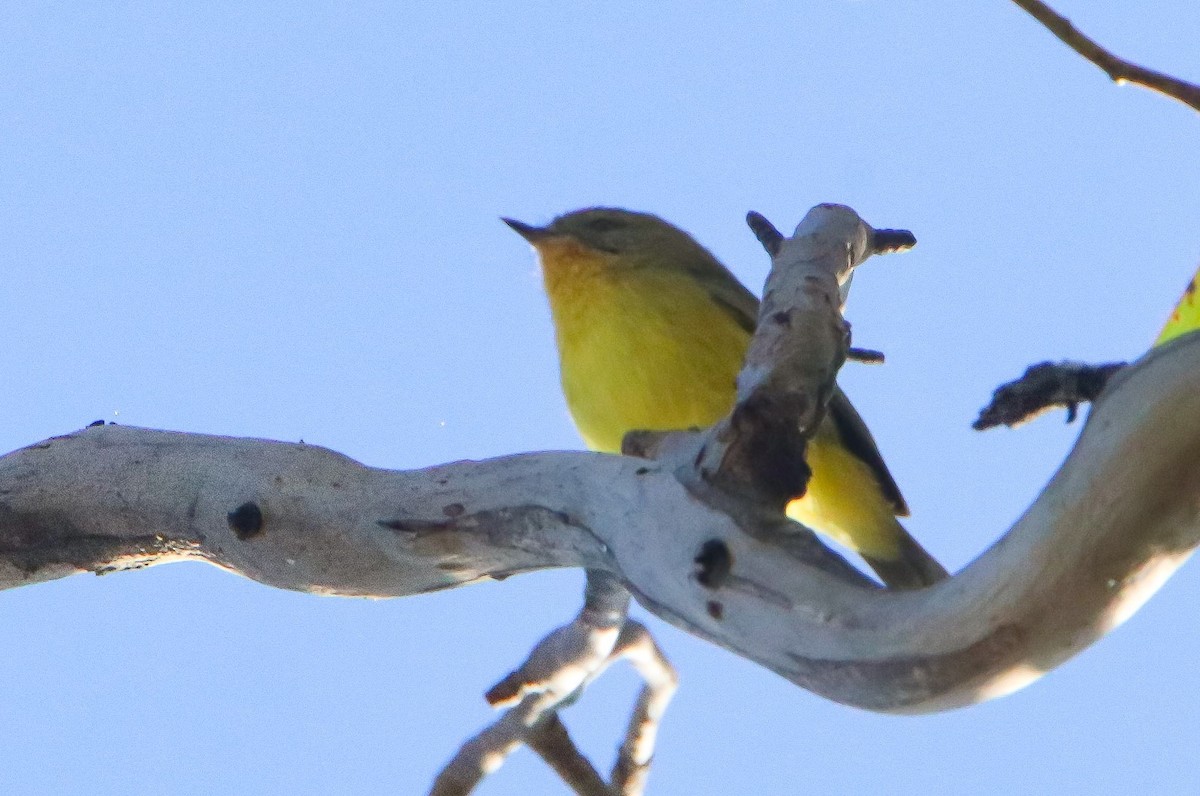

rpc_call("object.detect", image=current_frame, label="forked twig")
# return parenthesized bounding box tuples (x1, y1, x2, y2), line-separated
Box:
(431, 574, 677, 795)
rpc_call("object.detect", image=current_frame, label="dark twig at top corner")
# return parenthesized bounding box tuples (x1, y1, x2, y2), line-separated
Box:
(1011, 0, 1200, 114)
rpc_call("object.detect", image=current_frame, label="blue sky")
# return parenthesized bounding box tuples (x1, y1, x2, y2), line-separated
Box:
(3, 2, 1199, 793)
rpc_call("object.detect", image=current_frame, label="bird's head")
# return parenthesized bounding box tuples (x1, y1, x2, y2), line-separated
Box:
(502, 207, 707, 273)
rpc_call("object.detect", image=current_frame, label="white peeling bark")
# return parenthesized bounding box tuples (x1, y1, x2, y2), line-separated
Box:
(2, 206, 1198, 716)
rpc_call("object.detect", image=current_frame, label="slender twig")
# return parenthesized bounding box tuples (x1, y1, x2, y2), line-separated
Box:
(434, 572, 680, 794)
(431, 615, 678, 795)
(526, 715, 612, 796)
(527, 621, 678, 796)
(1011, 0, 1200, 113)
(609, 622, 678, 796)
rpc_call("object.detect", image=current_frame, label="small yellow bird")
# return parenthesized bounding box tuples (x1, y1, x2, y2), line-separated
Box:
(504, 207, 945, 589)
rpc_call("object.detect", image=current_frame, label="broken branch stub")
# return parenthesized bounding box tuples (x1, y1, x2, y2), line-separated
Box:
(699, 204, 913, 511)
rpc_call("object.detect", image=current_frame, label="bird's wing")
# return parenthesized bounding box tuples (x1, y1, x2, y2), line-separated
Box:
(697, 264, 910, 518)
(693, 263, 760, 335)
(827, 389, 910, 516)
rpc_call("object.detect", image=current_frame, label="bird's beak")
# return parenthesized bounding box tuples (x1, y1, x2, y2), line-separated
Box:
(501, 217, 552, 243)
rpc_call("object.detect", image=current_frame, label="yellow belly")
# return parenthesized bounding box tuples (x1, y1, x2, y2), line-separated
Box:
(555, 268, 745, 453)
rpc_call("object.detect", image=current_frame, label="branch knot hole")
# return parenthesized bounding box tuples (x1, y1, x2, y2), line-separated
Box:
(694, 539, 732, 589)
(227, 501, 264, 540)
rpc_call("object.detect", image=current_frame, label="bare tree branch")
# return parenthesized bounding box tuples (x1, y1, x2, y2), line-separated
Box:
(1012, 0, 1200, 113)
(3, 206, 1199, 727)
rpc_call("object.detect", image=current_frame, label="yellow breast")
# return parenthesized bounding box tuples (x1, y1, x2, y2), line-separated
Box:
(540, 244, 749, 453)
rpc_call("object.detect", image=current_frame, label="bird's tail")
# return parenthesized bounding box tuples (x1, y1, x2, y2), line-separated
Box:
(860, 517, 948, 590)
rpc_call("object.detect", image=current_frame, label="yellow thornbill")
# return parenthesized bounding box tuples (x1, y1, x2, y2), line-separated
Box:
(505, 207, 946, 589)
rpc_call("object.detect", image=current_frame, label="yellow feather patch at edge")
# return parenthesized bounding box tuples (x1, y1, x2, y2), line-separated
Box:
(1155, 265, 1200, 347)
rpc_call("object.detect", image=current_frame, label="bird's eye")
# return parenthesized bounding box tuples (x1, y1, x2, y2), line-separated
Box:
(585, 218, 626, 233)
